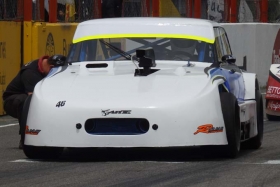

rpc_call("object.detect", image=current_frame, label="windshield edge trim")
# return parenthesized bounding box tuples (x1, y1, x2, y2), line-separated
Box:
(73, 34, 215, 44)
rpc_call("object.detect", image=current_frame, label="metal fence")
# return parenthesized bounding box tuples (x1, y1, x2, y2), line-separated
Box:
(0, 0, 23, 21)
(209, 0, 279, 23)
(268, 0, 280, 22)
(122, 0, 148, 17)
(1, 0, 280, 23)
(34, 0, 101, 22)
(165, 0, 279, 23)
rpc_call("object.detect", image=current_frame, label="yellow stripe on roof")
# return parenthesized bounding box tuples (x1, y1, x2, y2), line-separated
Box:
(73, 33, 215, 44)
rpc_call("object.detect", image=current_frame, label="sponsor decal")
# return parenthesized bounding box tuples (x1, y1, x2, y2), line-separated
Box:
(267, 100, 280, 111)
(266, 86, 280, 99)
(25, 126, 41, 135)
(101, 109, 131, 116)
(266, 86, 280, 94)
(194, 124, 223, 135)
(266, 94, 280, 99)
(266, 75, 280, 99)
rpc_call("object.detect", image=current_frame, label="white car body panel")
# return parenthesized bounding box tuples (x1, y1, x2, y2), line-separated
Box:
(25, 61, 258, 147)
(26, 62, 229, 147)
(24, 18, 259, 148)
(73, 18, 218, 44)
(243, 73, 256, 100)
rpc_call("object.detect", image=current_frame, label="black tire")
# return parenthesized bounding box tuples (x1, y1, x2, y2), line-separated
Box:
(20, 95, 33, 144)
(242, 91, 264, 149)
(220, 92, 241, 158)
(24, 145, 63, 159)
(266, 113, 280, 121)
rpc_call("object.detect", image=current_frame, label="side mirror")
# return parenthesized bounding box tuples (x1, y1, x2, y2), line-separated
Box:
(221, 55, 236, 64)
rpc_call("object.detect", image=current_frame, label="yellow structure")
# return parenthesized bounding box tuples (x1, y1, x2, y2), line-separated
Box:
(159, 0, 181, 17)
(23, 22, 78, 64)
(0, 21, 78, 114)
(0, 22, 22, 115)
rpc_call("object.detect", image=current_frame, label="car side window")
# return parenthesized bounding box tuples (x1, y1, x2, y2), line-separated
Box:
(214, 27, 232, 62)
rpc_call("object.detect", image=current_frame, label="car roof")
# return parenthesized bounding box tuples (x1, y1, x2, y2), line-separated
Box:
(73, 17, 220, 44)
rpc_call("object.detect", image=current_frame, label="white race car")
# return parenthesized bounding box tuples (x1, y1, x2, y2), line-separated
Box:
(22, 18, 263, 159)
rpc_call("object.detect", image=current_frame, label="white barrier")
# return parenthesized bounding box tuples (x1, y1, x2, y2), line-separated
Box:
(222, 23, 280, 89)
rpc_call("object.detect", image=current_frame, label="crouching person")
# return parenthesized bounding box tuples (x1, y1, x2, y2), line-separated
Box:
(2, 55, 66, 149)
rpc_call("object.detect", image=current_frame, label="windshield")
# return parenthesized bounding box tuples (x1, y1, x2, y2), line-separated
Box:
(67, 38, 216, 63)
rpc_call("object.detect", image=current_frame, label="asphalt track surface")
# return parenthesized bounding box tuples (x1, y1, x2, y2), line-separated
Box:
(1, 115, 280, 187)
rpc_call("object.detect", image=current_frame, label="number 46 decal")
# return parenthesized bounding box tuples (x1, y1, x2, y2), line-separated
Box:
(56, 101, 66, 107)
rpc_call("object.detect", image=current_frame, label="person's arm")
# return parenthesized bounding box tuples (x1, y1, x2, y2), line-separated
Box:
(21, 70, 44, 94)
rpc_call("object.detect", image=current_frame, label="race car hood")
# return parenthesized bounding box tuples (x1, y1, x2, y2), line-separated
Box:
(35, 61, 215, 108)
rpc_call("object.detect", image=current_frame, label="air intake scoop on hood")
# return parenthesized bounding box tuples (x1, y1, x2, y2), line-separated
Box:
(86, 63, 108, 68)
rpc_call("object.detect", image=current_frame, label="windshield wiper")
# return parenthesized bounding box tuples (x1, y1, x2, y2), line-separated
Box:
(99, 39, 132, 60)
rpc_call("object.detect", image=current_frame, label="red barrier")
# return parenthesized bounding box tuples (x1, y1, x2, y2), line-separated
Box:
(229, 0, 237, 23)
(23, 0, 32, 21)
(187, 0, 193, 18)
(152, 0, 159, 17)
(261, 0, 268, 22)
(194, 0, 201, 18)
(49, 0, 57, 23)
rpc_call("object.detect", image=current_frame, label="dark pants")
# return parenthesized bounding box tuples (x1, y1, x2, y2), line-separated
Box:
(4, 94, 28, 135)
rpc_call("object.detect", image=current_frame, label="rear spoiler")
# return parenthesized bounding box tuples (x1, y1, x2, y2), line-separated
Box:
(238, 56, 247, 71)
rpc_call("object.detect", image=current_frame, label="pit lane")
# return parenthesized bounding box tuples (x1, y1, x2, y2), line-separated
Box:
(1, 115, 280, 187)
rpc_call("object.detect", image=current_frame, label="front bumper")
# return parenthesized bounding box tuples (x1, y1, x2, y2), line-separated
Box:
(25, 88, 228, 147)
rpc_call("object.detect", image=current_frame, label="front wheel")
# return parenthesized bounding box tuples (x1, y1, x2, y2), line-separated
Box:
(20, 95, 33, 144)
(220, 92, 241, 158)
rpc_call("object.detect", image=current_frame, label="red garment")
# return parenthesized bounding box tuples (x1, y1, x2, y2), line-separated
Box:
(38, 55, 49, 74)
